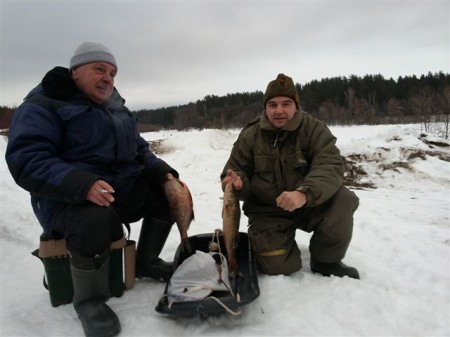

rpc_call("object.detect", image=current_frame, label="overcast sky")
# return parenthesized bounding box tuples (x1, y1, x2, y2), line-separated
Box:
(1, 0, 449, 110)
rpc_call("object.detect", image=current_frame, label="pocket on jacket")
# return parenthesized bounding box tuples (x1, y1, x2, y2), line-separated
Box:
(286, 152, 310, 182)
(58, 105, 90, 121)
(289, 152, 309, 169)
(253, 156, 274, 183)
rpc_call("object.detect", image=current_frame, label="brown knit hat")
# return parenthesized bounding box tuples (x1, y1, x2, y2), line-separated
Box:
(263, 73, 300, 108)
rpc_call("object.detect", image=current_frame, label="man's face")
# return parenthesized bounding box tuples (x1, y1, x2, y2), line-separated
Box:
(265, 96, 298, 129)
(71, 62, 116, 105)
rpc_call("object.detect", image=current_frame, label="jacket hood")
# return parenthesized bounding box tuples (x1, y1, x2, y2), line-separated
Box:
(24, 84, 45, 101)
(39, 66, 125, 109)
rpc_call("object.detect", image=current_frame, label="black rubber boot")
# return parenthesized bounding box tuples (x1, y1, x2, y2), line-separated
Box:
(135, 217, 174, 282)
(71, 252, 121, 337)
(310, 260, 360, 279)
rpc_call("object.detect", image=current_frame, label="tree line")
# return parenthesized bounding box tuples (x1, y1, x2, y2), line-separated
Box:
(1, 72, 449, 138)
(133, 72, 449, 136)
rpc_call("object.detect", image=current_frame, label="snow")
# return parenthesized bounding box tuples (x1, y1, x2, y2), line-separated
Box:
(1, 124, 449, 337)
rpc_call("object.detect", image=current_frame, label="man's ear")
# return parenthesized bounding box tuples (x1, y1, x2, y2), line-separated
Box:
(71, 68, 78, 80)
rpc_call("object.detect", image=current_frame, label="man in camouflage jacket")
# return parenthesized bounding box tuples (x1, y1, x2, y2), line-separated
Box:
(221, 74, 360, 279)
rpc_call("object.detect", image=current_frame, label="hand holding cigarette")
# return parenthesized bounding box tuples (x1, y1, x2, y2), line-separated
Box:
(86, 180, 115, 206)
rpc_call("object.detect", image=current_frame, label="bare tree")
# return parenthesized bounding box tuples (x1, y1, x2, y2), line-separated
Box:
(344, 87, 355, 125)
(386, 98, 401, 117)
(368, 91, 377, 115)
(409, 87, 438, 133)
(437, 86, 450, 139)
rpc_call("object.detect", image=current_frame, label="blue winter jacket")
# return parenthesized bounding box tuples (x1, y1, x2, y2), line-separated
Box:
(5, 67, 177, 233)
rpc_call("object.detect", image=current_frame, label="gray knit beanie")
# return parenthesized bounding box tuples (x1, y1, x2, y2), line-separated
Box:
(69, 41, 117, 71)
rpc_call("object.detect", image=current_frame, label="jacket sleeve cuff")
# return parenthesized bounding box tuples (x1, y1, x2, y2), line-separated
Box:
(144, 160, 179, 186)
(62, 169, 101, 204)
(297, 186, 314, 207)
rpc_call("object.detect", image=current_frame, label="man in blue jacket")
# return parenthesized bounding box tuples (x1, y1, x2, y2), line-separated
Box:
(5, 42, 189, 337)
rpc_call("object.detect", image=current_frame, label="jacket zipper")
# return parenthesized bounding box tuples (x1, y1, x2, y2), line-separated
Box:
(273, 133, 280, 148)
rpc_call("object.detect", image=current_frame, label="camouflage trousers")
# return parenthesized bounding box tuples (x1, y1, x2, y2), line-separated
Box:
(248, 186, 359, 275)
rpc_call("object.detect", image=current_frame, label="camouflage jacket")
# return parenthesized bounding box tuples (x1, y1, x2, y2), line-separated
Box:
(221, 110, 344, 218)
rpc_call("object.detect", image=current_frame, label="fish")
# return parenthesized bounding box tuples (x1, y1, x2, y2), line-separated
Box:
(211, 253, 224, 284)
(222, 182, 241, 274)
(163, 177, 194, 254)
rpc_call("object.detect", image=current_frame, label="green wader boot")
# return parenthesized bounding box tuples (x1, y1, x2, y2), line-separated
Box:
(71, 252, 121, 337)
(135, 217, 174, 282)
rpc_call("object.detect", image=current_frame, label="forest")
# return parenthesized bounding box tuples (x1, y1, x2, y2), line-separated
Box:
(1, 72, 449, 138)
(132, 72, 450, 138)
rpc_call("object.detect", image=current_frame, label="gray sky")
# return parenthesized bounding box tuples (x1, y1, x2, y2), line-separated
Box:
(1, 0, 449, 110)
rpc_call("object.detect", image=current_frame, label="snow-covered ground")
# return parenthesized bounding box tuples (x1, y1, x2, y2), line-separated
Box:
(1, 124, 449, 336)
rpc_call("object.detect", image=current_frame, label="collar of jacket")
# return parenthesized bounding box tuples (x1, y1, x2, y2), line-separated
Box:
(38, 66, 126, 110)
(103, 88, 126, 110)
(260, 109, 303, 131)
